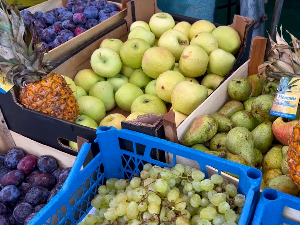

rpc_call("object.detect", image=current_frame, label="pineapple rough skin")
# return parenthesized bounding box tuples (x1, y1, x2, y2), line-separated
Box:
(288, 121, 300, 190)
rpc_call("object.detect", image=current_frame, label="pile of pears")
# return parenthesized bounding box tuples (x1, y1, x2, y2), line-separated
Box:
(183, 74, 300, 196)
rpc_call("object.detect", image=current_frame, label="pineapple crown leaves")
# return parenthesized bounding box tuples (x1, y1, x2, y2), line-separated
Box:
(0, 0, 52, 87)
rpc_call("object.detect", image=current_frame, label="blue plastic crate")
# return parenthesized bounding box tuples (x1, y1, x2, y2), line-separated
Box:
(29, 127, 262, 225)
(252, 188, 300, 225)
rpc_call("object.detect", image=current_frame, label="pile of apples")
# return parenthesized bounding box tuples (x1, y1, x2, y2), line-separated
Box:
(66, 12, 242, 149)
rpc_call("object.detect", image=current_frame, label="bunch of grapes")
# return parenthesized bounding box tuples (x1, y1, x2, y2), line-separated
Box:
(79, 164, 246, 225)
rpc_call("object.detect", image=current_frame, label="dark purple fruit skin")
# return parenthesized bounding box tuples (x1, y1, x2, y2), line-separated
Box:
(58, 168, 71, 184)
(72, 2, 85, 13)
(110, 11, 118, 17)
(0, 185, 20, 205)
(99, 15, 109, 23)
(0, 203, 7, 215)
(0, 215, 9, 225)
(19, 183, 32, 197)
(13, 202, 33, 223)
(34, 204, 45, 213)
(37, 156, 58, 174)
(0, 154, 6, 169)
(17, 155, 37, 175)
(34, 19, 47, 29)
(52, 21, 63, 34)
(0, 168, 11, 181)
(73, 13, 86, 24)
(86, 19, 98, 29)
(74, 27, 86, 36)
(8, 214, 23, 225)
(0, 170, 24, 187)
(47, 183, 62, 203)
(4, 148, 25, 169)
(62, 20, 76, 30)
(59, 30, 74, 42)
(24, 213, 36, 225)
(106, 3, 119, 12)
(25, 186, 49, 206)
(27, 173, 56, 190)
(57, 7, 68, 14)
(41, 28, 57, 44)
(52, 168, 63, 181)
(34, 11, 43, 19)
(58, 11, 73, 21)
(42, 12, 56, 25)
(83, 6, 98, 19)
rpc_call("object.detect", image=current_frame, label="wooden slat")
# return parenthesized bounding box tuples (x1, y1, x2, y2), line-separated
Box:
(248, 36, 267, 75)
(0, 108, 16, 151)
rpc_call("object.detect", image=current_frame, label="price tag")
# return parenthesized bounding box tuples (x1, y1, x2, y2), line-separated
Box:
(270, 77, 300, 119)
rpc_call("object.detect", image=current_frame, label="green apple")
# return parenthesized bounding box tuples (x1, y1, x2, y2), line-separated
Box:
(173, 21, 191, 39)
(179, 45, 209, 77)
(75, 115, 98, 129)
(201, 74, 224, 90)
(89, 81, 116, 111)
(156, 70, 185, 103)
(115, 83, 143, 112)
(189, 20, 216, 39)
(99, 113, 126, 130)
(212, 26, 241, 54)
(120, 38, 150, 69)
(130, 21, 151, 31)
(69, 141, 78, 150)
(149, 12, 175, 38)
(128, 26, 155, 47)
(90, 47, 122, 78)
(145, 80, 157, 96)
(185, 77, 199, 84)
(120, 64, 134, 78)
(62, 75, 77, 94)
(158, 29, 189, 61)
(190, 32, 218, 55)
(129, 69, 152, 88)
(131, 94, 167, 115)
(74, 69, 104, 92)
(126, 112, 146, 121)
(171, 81, 208, 115)
(74, 86, 87, 99)
(208, 49, 236, 76)
(207, 88, 213, 95)
(100, 39, 123, 54)
(171, 108, 187, 127)
(77, 96, 106, 123)
(107, 74, 129, 92)
(142, 47, 175, 79)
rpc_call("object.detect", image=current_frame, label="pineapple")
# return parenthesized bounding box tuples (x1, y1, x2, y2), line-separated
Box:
(288, 122, 300, 190)
(0, 0, 78, 122)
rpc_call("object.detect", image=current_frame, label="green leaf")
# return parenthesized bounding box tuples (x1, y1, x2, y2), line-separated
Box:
(0, 8, 12, 35)
(10, 6, 26, 51)
(288, 78, 300, 86)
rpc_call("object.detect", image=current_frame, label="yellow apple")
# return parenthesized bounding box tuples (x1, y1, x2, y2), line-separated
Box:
(100, 113, 126, 130)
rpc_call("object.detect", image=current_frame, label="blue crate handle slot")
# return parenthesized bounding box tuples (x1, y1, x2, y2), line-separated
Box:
(252, 188, 300, 225)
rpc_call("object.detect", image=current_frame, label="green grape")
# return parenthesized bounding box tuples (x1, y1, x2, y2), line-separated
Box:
(192, 180, 202, 192)
(160, 206, 166, 220)
(109, 190, 116, 195)
(155, 179, 168, 193)
(109, 198, 119, 208)
(161, 170, 172, 180)
(208, 190, 217, 202)
(175, 198, 187, 211)
(188, 191, 195, 197)
(201, 198, 209, 207)
(91, 194, 104, 209)
(184, 165, 192, 175)
(106, 178, 118, 189)
(84, 214, 97, 225)
(200, 207, 217, 221)
(140, 170, 150, 179)
(181, 179, 188, 186)
(190, 194, 201, 208)
(115, 202, 129, 216)
(211, 193, 226, 206)
(104, 208, 118, 220)
(128, 219, 142, 225)
(132, 187, 146, 201)
(126, 190, 134, 201)
(117, 190, 125, 194)
(148, 193, 162, 205)
(148, 203, 160, 214)
(98, 185, 110, 195)
(175, 164, 185, 174)
(191, 215, 202, 225)
(116, 193, 128, 202)
(192, 170, 205, 181)
(225, 184, 237, 197)
(207, 203, 216, 209)
(144, 177, 155, 187)
(183, 187, 188, 195)
(118, 216, 128, 223)
(222, 222, 237, 225)
(201, 220, 212, 225)
(225, 210, 237, 222)
(126, 185, 133, 192)
(150, 166, 162, 178)
(142, 211, 152, 220)
(94, 208, 100, 217)
(115, 179, 128, 190)
(215, 186, 222, 193)
(176, 216, 189, 225)
(98, 208, 106, 218)
(234, 194, 245, 207)
(186, 204, 198, 216)
(130, 177, 142, 189)
(171, 169, 181, 178)
(181, 209, 191, 220)
(168, 178, 176, 187)
(167, 189, 180, 202)
(181, 195, 190, 205)
(212, 214, 225, 225)
(200, 179, 214, 191)
(218, 202, 230, 213)
(167, 210, 176, 221)
(184, 183, 193, 192)
(127, 201, 139, 219)
(138, 202, 147, 212)
(77, 222, 86, 225)
(202, 191, 209, 198)
(143, 163, 153, 171)
(104, 194, 115, 205)
(236, 214, 240, 223)
(211, 174, 223, 184)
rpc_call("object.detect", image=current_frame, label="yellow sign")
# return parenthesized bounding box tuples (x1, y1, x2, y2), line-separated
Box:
(0, 75, 13, 94)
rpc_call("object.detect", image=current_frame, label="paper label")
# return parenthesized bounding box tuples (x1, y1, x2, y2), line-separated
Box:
(270, 77, 300, 119)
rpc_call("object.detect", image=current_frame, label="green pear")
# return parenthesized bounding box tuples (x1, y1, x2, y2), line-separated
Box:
(192, 144, 225, 157)
(74, 86, 87, 99)
(142, 47, 175, 79)
(128, 26, 155, 46)
(201, 74, 224, 90)
(115, 83, 143, 112)
(281, 146, 289, 175)
(230, 110, 259, 131)
(212, 26, 241, 54)
(251, 94, 276, 122)
(131, 94, 167, 115)
(226, 127, 256, 166)
(263, 169, 282, 184)
(228, 78, 252, 101)
(247, 74, 265, 97)
(173, 21, 191, 38)
(107, 74, 129, 93)
(209, 133, 227, 151)
(189, 20, 216, 40)
(208, 49, 236, 77)
(77, 96, 106, 123)
(183, 115, 218, 146)
(211, 113, 233, 132)
(190, 32, 218, 55)
(120, 64, 134, 78)
(179, 45, 209, 78)
(264, 80, 279, 95)
(267, 175, 299, 196)
(100, 39, 123, 54)
(191, 144, 210, 152)
(171, 81, 208, 115)
(254, 148, 263, 168)
(74, 69, 104, 92)
(218, 100, 244, 118)
(243, 97, 256, 111)
(251, 122, 273, 154)
(129, 69, 152, 88)
(145, 80, 157, 96)
(156, 70, 185, 103)
(263, 146, 283, 172)
(89, 81, 116, 111)
(120, 38, 150, 69)
(226, 152, 248, 166)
